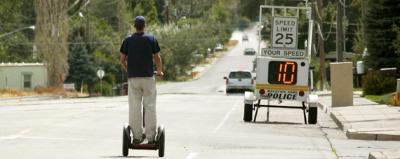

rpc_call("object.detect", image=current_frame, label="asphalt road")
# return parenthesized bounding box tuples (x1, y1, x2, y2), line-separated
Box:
(1, 28, 399, 159)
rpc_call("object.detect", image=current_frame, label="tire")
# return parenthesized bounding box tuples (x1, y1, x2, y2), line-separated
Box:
(122, 126, 130, 157)
(308, 107, 318, 124)
(243, 104, 253, 122)
(226, 89, 230, 94)
(158, 129, 165, 157)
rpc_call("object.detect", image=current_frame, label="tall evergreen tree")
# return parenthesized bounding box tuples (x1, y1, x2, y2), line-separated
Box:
(66, 36, 97, 90)
(364, 0, 400, 69)
(133, 0, 159, 26)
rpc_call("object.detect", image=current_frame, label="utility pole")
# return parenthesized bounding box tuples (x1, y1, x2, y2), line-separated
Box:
(86, 6, 90, 49)
(190, 0, 193, 18)
(336, 0, 344, 62)
(361, 0, 365, 50)
(165, 0, 169, 23)
(317, 0, 325, 91)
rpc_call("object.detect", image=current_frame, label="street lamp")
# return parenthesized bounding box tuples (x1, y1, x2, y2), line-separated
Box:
(0, 25, 35, 39)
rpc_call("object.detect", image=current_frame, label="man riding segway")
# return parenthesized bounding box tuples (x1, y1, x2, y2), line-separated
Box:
(120, 16, 165, 157)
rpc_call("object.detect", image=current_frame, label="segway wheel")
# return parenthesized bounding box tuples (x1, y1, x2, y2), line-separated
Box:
(308, 107, 318, 124)
(122, 125, 130, 157)
(158, 127, 165, 157)
(243, 104, 253, 122)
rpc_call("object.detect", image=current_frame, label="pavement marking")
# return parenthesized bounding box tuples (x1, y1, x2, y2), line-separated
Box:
(0, 128, 31, 140)
(20, 136, 88, 141)
(212, 100, 240, 133)
(185, 152, 198, 159)
(19, 129, 31, 134)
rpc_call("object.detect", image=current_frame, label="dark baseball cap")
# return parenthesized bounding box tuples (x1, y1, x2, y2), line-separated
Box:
(134, 16, 146, 27)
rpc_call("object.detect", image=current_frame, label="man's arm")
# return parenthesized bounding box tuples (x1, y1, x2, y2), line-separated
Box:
(120, 53, 127, 72)
(153, 52, 163, 76)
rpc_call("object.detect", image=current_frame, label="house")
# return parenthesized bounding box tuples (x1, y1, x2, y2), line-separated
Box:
(0, 63, 48, 90)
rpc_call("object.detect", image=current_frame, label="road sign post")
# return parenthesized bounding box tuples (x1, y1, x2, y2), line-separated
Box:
(97, 69, 105, 95)
(272, 17, 298, 49)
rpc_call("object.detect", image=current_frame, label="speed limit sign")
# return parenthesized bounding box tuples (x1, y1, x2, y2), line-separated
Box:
(272, 17, 298, 49)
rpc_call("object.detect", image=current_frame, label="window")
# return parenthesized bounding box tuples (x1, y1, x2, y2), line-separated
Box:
(23, 74, 32, 89)
(229, 71, 252, 79)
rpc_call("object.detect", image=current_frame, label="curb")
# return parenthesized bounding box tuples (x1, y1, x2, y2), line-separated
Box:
(318, 95, 400, 141)
(368, 151, 400, 159)
(328, 106, 400, 141)
(347, 128, 400, 141)
(329, 111, 345, 130)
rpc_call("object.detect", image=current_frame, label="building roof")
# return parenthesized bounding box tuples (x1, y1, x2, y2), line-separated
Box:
(0, 62, 45, 67)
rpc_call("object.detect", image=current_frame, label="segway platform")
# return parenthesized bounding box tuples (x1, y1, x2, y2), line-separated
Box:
(122, 124, 165, 157)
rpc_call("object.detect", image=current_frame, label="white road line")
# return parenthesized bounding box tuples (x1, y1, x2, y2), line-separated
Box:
(20, 136, 87, 141)
(185, 152, 198, 159)
(0, 128, 31, 140)
(212, 100, 240, 133)
(19, 128, 31, 135)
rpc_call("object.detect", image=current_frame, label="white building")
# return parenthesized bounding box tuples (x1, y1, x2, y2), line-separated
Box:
(0, 63, 48, 90)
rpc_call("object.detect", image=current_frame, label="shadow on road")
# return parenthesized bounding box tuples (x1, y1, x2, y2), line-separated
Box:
(251, 121, 304, 125)
(101, 156, 157, 158)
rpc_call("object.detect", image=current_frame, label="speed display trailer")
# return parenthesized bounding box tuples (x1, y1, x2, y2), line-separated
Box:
(244, 3, 319, 124)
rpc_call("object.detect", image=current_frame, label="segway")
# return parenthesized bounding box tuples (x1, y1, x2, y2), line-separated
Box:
(122, 124, 165, 157)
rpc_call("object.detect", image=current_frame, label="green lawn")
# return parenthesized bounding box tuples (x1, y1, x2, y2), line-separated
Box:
(365, 93, 392, 104)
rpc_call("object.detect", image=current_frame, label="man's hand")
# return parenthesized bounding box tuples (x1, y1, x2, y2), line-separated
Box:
(154, 52, 163, 79)
(156, 71, 164, 77)
(120, 53, 128, 72)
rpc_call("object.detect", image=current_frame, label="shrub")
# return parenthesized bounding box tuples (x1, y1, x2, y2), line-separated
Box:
(390, 92, 400, 106)
(238, 17, 251, 30)
(362, 70, 396, 95)
(92, 81, 113, 96)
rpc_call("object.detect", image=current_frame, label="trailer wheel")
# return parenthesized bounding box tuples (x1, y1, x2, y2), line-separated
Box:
(308, 107, 318, 124)
(243, 104, 253, 122)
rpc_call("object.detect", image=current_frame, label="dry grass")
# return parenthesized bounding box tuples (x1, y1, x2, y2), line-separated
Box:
(0, 87, 89, 98)
(225, 40, 239, 47)
(65, 91, 89, 98)
(390, 92, 400, 106)
(0, 89, 26, 97)
(33, 87, 63, 95)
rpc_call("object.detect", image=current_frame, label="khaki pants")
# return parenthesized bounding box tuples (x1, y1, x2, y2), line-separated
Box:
(128, 77, 157, 142)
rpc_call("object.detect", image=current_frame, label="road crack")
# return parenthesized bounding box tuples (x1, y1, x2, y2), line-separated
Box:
(319, 124, 340, 159)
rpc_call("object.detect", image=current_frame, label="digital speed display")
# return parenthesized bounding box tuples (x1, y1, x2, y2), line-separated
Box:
(268, 61, 297, 85)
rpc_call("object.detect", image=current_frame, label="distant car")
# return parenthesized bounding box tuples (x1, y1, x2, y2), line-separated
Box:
(214, 43, 224, 51)
(242, 35, 249, 41)
(252, 58, 256, 72)
(224, 71, 254, 93)
(244, 48, 256, 55)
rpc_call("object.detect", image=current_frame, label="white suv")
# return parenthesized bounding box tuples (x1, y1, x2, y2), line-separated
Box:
(224, 71, 254, 93)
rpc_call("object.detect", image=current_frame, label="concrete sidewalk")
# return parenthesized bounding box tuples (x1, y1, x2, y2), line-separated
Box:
(368, 151, 400, 159)
(317, 92, 400, 159)
(317, 92, 400, 141)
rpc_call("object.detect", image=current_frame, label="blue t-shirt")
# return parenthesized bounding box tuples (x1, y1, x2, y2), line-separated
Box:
(120, 32, 161, 77)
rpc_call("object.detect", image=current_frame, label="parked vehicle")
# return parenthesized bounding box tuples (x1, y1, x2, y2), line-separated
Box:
(224, 70, 254, 93)
(214, 43, 224, 51)
(244, 48, 256, 55)
(242, 34, 249, 41)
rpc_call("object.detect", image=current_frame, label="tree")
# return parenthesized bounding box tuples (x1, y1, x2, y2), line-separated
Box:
(66, 36, 97, 91)
(0, 0, 36, 63)
(364, 0, 400, 69)
(34, 0, 70, 87)
(391, 24, 400, 57)
(133, 0, 159, 26)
